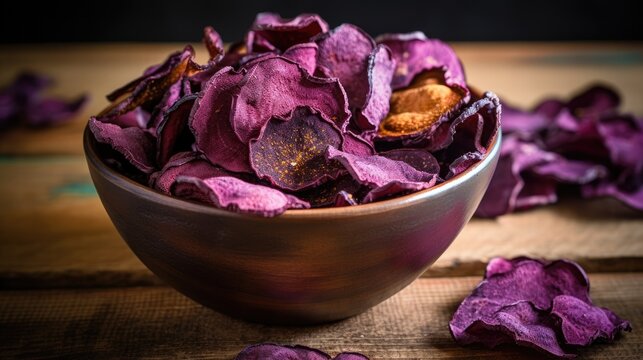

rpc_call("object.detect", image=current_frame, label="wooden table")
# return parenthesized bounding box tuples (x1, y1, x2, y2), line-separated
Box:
(1, 43, 642, 359)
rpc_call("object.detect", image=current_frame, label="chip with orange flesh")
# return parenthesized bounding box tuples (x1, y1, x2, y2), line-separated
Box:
(378, 72, 467, 138)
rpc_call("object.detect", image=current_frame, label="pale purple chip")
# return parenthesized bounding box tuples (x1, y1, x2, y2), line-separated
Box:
(89, 117, 155, 174)
(249, 106, 344, 191)
(450, 257, 630, 358)
(231, 56, 351, 142)
(172, 176, 309, 216)
(246, 13, 329, 52)
(445, 151, 483, 179)
(376, 32, 467, 91)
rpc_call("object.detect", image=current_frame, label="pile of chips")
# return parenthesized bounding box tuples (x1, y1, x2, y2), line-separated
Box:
(89, 13, 499, 216)
(476, 85, 642, 217)
(450, 257, 631, 357)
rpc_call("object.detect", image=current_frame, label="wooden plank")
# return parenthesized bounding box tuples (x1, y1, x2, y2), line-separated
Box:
(0, 43, 641, 156)
(1, 274, 640, 359)
(1, 156, 642, 288)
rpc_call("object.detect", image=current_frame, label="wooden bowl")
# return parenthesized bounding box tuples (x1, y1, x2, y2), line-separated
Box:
(84, 126, 501, 325)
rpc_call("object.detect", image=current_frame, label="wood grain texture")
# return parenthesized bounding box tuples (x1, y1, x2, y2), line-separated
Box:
(0, 43, 641, 156)
(1, 274, 640, 359)
(1, 156, 641, 288)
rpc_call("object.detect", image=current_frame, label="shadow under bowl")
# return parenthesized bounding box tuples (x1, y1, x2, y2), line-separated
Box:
(84, 126, 501, 325)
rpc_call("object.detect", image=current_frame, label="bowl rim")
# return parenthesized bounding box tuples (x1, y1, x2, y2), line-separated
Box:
(84, 125, 501, 219)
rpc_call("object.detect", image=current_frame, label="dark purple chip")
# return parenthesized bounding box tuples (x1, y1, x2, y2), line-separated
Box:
(249, 106, 343, 191)
(356, 45, 396, 131)
(314, 24, 375, 111)
(101, 46, 195, 120)
(294, 175, 361, 208)
(24, 94, 88, 127)
(231, 56, 351, 142)
(89, 117, 155, 174)
(376, 32, 467, 91)
(172, 176, 309, 216)
(203, 26, 224, 62)
(156, 94, 197, 166)
(246, 13, 329, 53)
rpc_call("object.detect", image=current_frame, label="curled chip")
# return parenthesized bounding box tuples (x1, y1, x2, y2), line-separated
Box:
(89, 117, 155, 174)
(356, 45, 396, 130)
(380, 148, 440, 175)
(234, 343, 369, 360)
(246, 13, 329, 52)
(326, 146, 436, 190)
(250, 106, 343, 191)
(172, 176, 309, 217)
(450, 257, 631, 358)
(203, 26, 224, 62)
(232, 56, 351, 142)
(377, 72, 468, 139)
(376, 32, 467, 91)
(156, 94, 197, 166)
(150, 152, 230, 195)
(343, 131, 375, 156)
(100, 46, 196, 120)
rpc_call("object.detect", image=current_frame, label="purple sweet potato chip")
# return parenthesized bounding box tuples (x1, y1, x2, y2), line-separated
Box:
(376, 32, 467, 91)
(596, 114, 643, 170)
(231, 56, 351, 141)
(582, 177, 643, 210)
(450, 257, 630, 358)
(156, 94, 197, 166)
(150, 152, 230, 194)
(314, 24, 375, 109)
(567, 84, 620, 117)
(342, 131, 375, 156)
(356, 45, 396, 130)
(189, 66, 252, 172)
(1, 72, 88, 129)
(246, 13, 329, 53)
(249, 106, 344, 191)
(445, 151, 483, 179)
(24, 94, 88, 127)
(89, 117, 155, 174)
(100, 46, 196, 120)
(551, 295, 632, 347)
(108, 107, 150, 129)
(282, 42, 318, 75)
(234, 343, 369, 360)
(327, 146, 436, 188)
(294, 175, 361, 208)
(203, 26, 224, 62)
(380, 148, 440, 175)
(173, 176, 309, 216)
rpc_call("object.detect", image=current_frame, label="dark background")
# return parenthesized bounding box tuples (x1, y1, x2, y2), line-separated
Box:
(1, 0, 638, 43)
